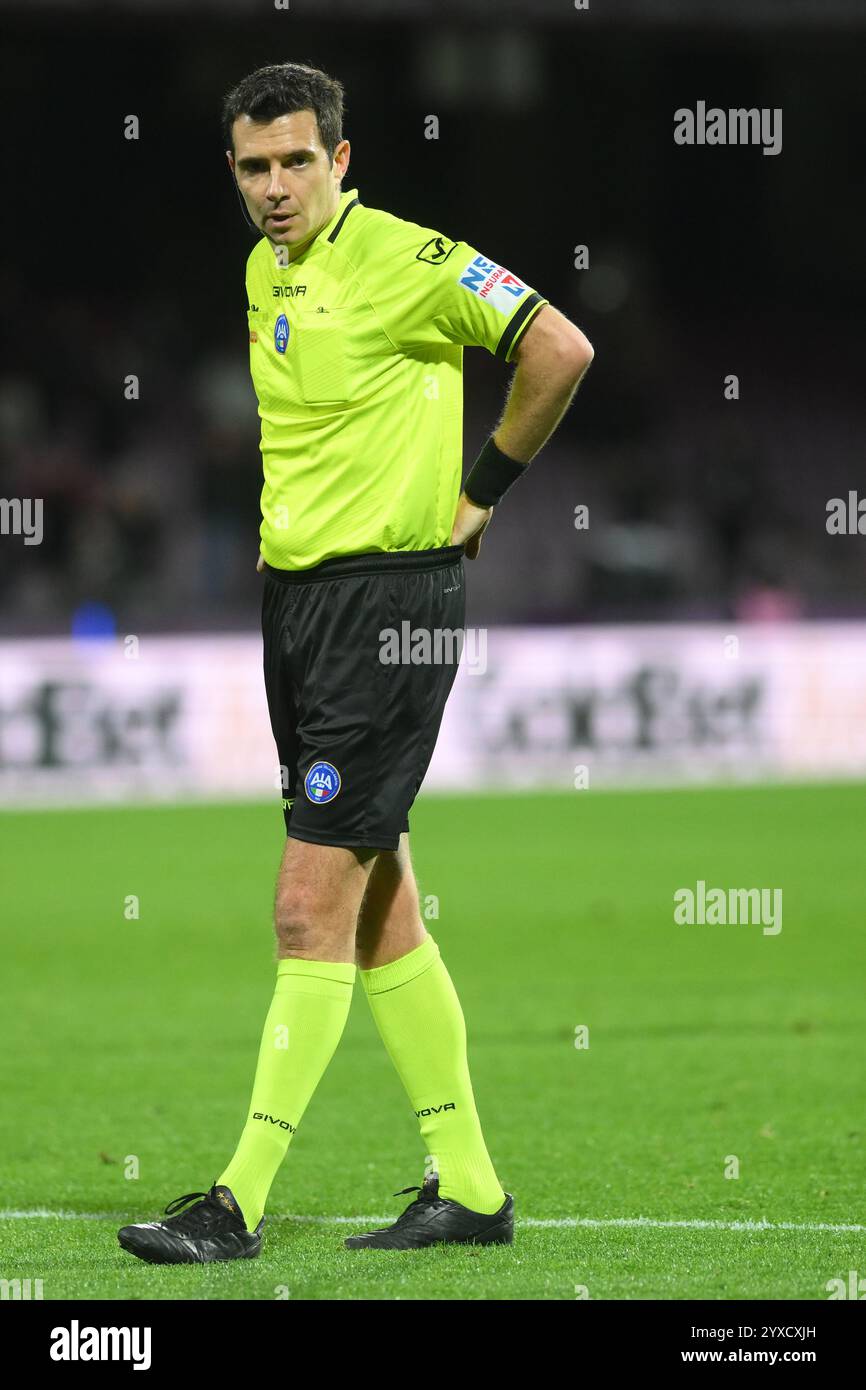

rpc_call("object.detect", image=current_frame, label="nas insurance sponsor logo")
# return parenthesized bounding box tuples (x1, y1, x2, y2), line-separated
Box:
(458, 255, 527, 314)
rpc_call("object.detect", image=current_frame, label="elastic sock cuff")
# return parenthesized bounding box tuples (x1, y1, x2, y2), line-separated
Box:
(359, 934, 440, 996)
(276, 958, 357, 987)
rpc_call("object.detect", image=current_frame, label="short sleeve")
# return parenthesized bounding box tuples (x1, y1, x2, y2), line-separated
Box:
(367, 222, 549, 363)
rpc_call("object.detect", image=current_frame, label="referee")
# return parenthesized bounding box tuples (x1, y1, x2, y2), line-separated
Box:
(118, 61, 593, 1263)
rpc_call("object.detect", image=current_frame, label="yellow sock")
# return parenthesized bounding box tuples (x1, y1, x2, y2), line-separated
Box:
(360, 935, 505, 1215)
(218, 957, 355, 1229)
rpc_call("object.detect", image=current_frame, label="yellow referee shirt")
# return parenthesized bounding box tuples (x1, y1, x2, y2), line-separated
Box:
(245, 186, 548, 570)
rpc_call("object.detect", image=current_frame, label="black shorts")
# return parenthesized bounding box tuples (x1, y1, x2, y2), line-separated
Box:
(262, 545, 466, 852)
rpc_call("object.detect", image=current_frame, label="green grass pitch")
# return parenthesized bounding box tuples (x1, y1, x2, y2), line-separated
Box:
(1, 783, 864, 1300)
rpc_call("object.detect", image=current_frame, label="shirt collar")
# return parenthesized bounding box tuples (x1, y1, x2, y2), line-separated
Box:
(284, 186, 360, 264)
(320, 186, 360, 241)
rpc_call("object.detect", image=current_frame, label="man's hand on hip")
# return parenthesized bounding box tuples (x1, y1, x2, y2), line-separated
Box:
(450, 492, 493, 560)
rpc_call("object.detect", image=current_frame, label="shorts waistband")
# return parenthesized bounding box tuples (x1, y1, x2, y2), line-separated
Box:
(263, 545, 465, 585)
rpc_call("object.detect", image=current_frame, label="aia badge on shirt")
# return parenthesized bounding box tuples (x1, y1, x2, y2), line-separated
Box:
(458, 254, 527, 314)
(304, 761, 342, 804)
(274, 313, 290, 354)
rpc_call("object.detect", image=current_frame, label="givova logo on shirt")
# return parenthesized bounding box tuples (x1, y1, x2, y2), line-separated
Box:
(458, 255, 526, 315)
(304, 761, 341, 804)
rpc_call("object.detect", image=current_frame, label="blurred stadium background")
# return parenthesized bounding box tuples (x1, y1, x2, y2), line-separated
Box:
(1, 0, 866, 1305)
(1, 0, 865, 801)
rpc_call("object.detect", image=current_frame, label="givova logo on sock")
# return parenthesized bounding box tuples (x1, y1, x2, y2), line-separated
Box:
(415, 1102, 456, 1117)
(253, 1111, 296, 1133)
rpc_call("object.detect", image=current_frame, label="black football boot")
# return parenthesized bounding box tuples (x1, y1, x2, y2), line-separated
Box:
(118, 1183, 264, 1264)
(345, 1173, 513, 1250)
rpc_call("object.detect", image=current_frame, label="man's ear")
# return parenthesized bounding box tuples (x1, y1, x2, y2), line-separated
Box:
(333, 138, 350, 179)
(226, 150, 235, 173)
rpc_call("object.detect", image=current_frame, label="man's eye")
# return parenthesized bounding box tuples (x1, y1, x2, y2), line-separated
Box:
(242, 158, 307, 173)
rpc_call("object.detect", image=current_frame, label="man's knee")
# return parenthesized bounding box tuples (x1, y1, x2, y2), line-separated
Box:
(273, 837, 378, 955)
(274, 881, 323, 953)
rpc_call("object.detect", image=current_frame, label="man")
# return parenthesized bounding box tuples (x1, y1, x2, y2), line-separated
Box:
(118, 61, 593, 1264)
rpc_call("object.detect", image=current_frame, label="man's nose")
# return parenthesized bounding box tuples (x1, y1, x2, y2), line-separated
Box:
(267, 170, 288, 201)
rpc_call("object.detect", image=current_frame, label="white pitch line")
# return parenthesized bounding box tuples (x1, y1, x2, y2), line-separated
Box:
(520, 1217, 866, 1233)
(1, 1210, 864, 1234)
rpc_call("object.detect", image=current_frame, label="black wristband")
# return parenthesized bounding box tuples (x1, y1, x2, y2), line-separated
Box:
(463, 437, 529, 509)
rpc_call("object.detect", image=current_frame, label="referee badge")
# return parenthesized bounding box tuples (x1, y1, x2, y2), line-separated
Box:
(274, 313, 290, 354)
(304, 761, 341, 804)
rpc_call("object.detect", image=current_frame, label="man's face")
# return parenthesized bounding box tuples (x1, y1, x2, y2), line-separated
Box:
(227, 109, 350, 254)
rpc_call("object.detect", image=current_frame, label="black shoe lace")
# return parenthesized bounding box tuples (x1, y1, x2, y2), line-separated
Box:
(161, 1185, 227, 1235)
(389, 1181, 442, 1226)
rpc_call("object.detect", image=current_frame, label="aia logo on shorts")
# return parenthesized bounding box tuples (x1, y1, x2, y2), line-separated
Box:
(304, 761, 341, 804)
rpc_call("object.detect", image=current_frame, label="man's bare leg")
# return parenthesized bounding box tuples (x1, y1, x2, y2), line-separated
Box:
(355, 833, 425, 969)
(274, 835, 378, 962)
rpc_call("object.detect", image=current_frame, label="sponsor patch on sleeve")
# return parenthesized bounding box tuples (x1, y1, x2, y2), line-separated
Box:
(457, 254, 528, 314)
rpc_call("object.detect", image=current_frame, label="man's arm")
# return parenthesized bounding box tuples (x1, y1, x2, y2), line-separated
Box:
(493, 304, 594, 461)
(451, 305, 594, 556)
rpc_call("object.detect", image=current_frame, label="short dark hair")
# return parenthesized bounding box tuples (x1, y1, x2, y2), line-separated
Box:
(222, 62, 344, 160)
